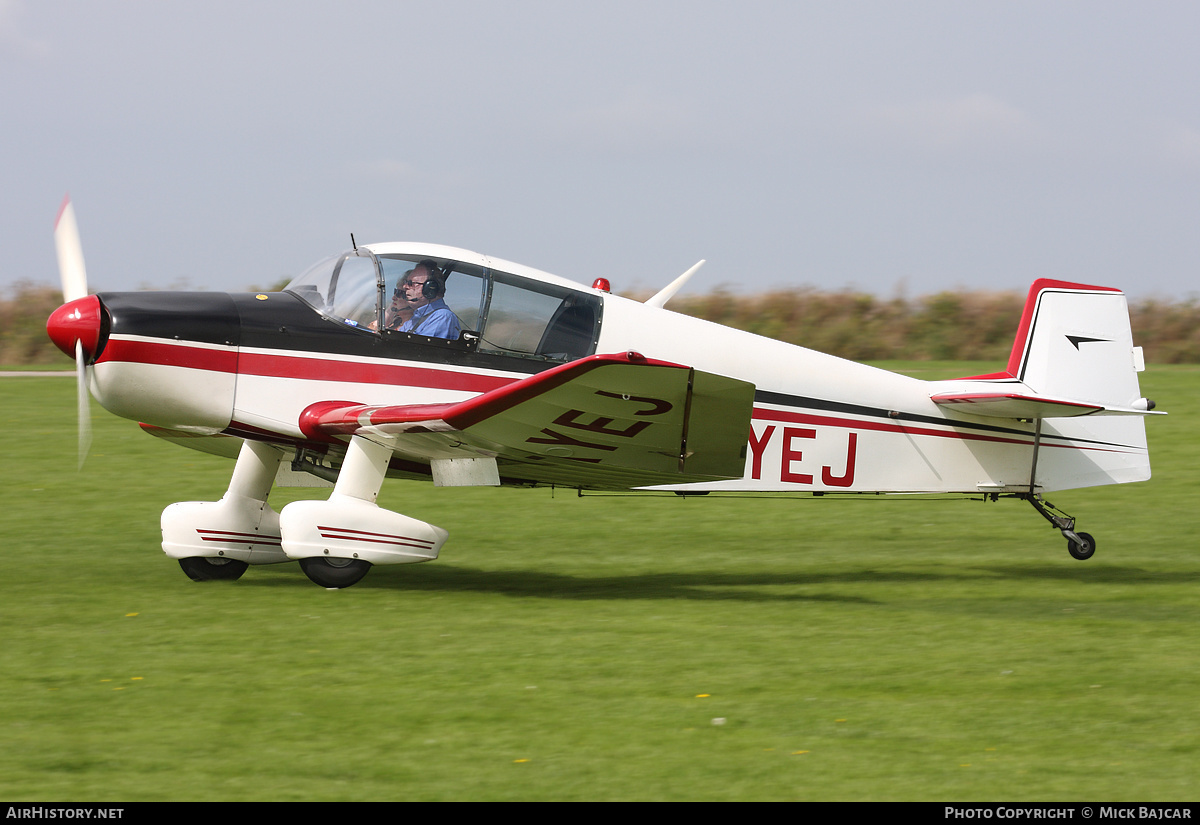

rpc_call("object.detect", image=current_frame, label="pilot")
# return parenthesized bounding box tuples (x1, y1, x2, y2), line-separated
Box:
(397, 260, 462, 340)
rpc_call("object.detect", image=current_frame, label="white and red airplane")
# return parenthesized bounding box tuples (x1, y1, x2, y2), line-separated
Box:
(46, 198, 1162, 588)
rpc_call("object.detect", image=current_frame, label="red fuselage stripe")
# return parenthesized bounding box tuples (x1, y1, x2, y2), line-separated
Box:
(100, 336, 1130, 454)
(99, 339, 515, 393)
(239, 352, 513, 392)
(751, 407, 1121, 452)
(100, 339, 238, 372)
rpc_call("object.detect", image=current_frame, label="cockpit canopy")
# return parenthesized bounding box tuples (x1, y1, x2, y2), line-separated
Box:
(284, 249, 603, 363)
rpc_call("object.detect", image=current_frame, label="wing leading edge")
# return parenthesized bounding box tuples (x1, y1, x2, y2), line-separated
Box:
(299, 352, 756, 489)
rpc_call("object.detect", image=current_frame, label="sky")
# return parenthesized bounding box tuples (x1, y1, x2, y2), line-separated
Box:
(4, 1, 1200, 300)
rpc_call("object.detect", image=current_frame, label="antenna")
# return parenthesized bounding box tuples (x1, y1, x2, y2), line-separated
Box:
(350, 233, 357, 251)
(644, 260, 705, 309)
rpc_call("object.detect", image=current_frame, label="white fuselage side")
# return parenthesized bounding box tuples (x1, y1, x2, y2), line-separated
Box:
(86, 243, 1151, 496)
(596, 294, 1148, 494)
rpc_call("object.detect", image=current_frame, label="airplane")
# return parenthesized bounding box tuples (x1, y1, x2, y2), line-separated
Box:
(46, 197, 1163, 588)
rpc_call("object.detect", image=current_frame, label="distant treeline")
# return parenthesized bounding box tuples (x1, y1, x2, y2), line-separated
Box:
(2, 284, 67, 365)
(6, 281, 1200, 365)
(660, 287, 1200, 364)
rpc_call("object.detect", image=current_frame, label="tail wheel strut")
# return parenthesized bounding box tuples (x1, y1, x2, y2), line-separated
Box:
(1024, 419, 1096, 561)
(1024, 493, 1096, 561)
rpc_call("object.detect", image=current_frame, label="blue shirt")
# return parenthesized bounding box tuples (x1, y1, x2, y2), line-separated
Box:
(399, 298, 461, 340)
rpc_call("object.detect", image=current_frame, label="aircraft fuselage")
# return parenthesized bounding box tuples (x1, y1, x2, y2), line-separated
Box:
(51, 242, 1150, 498)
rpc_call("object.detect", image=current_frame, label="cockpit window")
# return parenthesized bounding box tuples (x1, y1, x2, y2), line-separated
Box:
(377, 255, 485, 339)
(285, 250, 381, 330)
(286, 250, 602, 360)
(478, 272, 601, 361)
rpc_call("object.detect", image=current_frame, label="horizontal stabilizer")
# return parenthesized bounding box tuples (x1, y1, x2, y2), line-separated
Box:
(930, 391, 1160, 419)
(299, 352, 756, 488)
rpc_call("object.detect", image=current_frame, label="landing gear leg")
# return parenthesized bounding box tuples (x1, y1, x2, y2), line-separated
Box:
(1025, 494, 1096, 561)
(162, 440, 289, 579)
(280, 434, 449, 589)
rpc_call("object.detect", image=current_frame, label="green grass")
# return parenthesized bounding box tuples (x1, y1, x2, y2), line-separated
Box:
(1, 364, 1197, 800)
(0, 364, 73, 372)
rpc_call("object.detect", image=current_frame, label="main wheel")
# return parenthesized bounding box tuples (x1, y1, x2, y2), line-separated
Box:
(178, 556, 249, 581)
(299, 556, 372, 588)
(1067, 531, 1096, 561)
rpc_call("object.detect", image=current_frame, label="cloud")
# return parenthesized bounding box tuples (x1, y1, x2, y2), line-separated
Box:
(1158, 123, 1200, 173)
(860, 94, 1040, 152)
(550, 87, 700, 155)
(0, 0, 49, 57)
(348, 159, 418, 181)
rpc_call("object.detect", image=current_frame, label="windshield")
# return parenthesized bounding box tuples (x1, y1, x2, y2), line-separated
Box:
(284, 250, 381, 329)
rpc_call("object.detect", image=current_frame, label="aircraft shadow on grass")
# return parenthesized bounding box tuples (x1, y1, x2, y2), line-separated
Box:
(233, 563, 1199, 602)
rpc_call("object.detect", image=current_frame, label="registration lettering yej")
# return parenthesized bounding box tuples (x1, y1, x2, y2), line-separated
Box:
(47, 197, 1163, 588)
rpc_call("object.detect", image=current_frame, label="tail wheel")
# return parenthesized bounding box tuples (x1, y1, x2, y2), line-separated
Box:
(299, 556, 372, 588)
(178, 556, 249, 581)
(1067, 532, 1096, 561)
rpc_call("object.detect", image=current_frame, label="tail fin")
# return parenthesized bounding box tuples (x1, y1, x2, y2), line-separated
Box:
(933, 279, 1158, 418)
(930, 279, 1158, 491)
(1007, 279, 1148, 410)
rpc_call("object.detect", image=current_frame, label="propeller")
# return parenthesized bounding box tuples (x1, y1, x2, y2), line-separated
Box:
(53, 196, 92, 467)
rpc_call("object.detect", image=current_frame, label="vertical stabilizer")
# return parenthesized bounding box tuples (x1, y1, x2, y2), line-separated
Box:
(1009, 279, 1152, 490)
(1008, 279, 1144, 409)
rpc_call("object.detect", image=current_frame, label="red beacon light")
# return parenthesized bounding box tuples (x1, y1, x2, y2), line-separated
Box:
(591, 278, 611, 293)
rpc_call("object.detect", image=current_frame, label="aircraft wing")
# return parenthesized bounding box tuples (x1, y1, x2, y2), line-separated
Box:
(930, 390, 1160, 419)
(300, 352, 755, 489)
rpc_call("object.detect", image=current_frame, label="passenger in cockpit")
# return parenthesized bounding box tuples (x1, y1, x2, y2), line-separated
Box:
(370, 277, 414, 332)
(397, 260, 462, 340)
(383, 278, 415, 330)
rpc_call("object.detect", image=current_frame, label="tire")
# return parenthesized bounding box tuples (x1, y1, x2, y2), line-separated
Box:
(299, 556, 372, 588)
(178, 556, 249, 581)
(1067, 531, 1096, 561)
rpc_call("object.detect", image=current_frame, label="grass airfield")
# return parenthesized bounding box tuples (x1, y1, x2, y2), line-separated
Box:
(1, 363, 1197, 801)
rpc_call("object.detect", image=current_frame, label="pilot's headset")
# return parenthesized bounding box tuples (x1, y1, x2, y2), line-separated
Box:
(416, 260, 446, 300)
